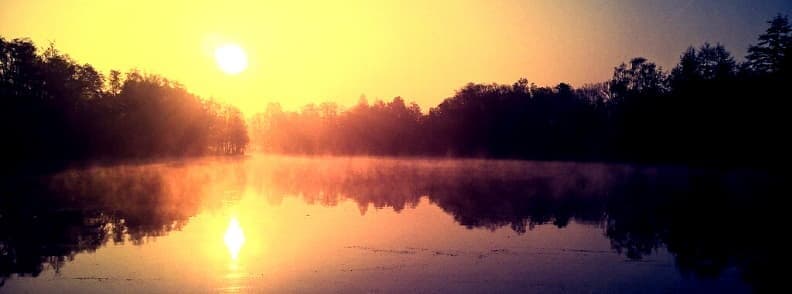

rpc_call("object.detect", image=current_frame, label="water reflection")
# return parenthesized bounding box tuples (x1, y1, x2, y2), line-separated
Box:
(224, 218, 245, 261)
(0, 156, 784, 291)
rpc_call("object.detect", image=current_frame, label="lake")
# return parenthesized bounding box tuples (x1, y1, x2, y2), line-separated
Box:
(0, 155, 781, 293)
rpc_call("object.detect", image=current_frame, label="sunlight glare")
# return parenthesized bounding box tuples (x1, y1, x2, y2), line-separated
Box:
(224, 217, 245, 260)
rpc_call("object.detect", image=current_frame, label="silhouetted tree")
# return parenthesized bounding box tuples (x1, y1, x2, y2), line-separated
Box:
(0, 37, 248, 173)
(745, 15, 791, 75)
(248, 14, 788, 167)
(671, 43, 736, 88)
(609, 57, 667, 101)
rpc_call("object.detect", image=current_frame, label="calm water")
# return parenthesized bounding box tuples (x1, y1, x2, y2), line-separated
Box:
(0, 156, 781, 293)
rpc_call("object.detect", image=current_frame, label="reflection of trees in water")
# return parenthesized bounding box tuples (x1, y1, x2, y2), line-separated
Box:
(0, 160, 248, 278)
(252, 158, 781, 291)
(0, 157, 782, 291)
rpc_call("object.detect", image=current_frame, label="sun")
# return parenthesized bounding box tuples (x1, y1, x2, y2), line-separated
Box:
(215, 44, 248, 75)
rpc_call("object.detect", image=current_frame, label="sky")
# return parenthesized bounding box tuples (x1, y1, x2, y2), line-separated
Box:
(1, 0, 790, 115)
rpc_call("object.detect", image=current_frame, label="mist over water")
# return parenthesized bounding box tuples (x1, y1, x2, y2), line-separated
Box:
(0, 155, 780, 293)
(2, 5, 790, 293)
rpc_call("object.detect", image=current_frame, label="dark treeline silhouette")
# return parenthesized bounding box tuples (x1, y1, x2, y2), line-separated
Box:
(0, 38, 249, 173)
(251, 15, 791, 166)
(0, 157, 784, 291)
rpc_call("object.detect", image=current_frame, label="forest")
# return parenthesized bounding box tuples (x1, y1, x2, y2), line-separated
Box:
(249, 15, 791, 167)
(1, 38, 249, 173)
(2, 15, 790, 170)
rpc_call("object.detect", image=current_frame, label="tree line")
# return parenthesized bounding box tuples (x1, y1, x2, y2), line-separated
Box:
(250, 15, 791, 166)
(1, 38, 249, 172)
(2, 15, 789, 169)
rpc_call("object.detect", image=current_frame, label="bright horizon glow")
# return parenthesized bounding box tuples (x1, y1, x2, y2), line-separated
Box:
(215, 44, 248, 75)
(1, 0, 789, 115)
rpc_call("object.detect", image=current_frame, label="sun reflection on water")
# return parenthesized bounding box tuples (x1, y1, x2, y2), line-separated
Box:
(224, 217, 245, 261)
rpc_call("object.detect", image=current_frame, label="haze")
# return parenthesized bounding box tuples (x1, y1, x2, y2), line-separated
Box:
(1, 0, 789, 114)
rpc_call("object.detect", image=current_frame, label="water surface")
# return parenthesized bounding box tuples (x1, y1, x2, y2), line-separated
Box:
(0, 156, 780, 293)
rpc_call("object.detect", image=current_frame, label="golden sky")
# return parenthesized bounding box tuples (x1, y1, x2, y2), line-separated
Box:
(1, 0, 789, 114)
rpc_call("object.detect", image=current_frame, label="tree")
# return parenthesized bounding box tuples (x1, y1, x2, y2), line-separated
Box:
(697, 43, 736, 80)
(1, 36, 249, 172)
(609, 57, 667, 102)
(745, 15, 791, 75)
(107, 70, 123, 95)
(671, 43, 736, 90)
